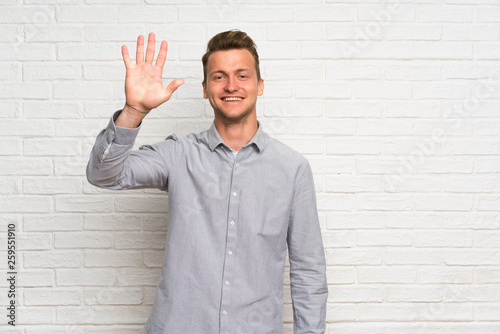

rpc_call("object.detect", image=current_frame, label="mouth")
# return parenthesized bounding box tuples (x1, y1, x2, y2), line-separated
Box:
(222, 97, 244, 102)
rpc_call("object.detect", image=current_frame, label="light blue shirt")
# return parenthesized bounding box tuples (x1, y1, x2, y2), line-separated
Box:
(86, 111, 328, 334)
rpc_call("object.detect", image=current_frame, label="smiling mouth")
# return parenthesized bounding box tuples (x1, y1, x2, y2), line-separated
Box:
(222, 97, 244, 101)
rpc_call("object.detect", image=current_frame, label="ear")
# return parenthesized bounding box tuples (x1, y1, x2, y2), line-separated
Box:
(202, 81, 208, 99)
(257, 78, 264, 96)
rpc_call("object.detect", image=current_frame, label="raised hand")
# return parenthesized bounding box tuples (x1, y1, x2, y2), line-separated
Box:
(118, 33, 184, 126)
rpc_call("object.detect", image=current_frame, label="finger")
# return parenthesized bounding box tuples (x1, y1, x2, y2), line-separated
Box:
(121, 45, 132, 69)
(163, 79, 185, 102)
(145, 32, 156, 64)
(155, 40, 168, 69)
(136, 35, 144, 64)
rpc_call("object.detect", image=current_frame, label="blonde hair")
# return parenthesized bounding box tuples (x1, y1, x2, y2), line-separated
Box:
(202, 30, 261, 84)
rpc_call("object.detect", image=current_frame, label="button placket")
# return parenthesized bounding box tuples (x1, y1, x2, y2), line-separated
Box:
(219, 156, 241, 333)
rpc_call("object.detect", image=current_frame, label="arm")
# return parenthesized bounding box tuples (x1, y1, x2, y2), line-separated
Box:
(86, 33, 184, 189)
(287, 161, 328, 334)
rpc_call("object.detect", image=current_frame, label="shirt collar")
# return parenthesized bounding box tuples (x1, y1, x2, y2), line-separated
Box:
(207, 120, 268, 153)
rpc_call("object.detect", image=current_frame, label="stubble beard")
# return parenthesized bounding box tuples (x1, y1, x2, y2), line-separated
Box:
(212, 102, 256, 125)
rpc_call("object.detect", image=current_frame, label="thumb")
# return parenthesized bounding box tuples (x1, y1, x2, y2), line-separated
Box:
(164, 79, 185, 101)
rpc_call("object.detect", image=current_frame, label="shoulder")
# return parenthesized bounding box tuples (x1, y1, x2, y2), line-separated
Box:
(264, 136, 311, 172)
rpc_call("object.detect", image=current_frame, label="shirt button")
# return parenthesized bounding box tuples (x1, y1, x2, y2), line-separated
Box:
(230, 221, 235, 226)
(232, 192, 237, 197)
(225, 281, 230, 285)
(111, 130, 115, 136)
(228, 250, 232, 255)
(222, 310, 227, 315)
(236, 163, 240, 167)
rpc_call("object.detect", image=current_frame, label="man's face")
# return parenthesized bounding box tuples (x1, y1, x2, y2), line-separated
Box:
(203, 49, 264, 124)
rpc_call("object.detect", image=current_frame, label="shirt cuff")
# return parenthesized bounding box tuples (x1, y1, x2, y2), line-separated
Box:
(108, 109, 141, 145)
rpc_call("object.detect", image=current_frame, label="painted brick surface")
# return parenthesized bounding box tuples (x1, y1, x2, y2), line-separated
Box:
(1, 1, 500, 333)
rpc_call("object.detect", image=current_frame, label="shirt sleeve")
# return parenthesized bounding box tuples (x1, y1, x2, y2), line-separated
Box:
(287, 159, 328, 334)
(86, 110, 180, 191)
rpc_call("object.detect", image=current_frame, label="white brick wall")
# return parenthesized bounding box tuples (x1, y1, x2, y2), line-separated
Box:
(1, 1, 499, 333)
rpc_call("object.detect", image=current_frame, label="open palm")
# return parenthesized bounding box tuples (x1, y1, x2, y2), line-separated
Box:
(122, 33, 184, 113)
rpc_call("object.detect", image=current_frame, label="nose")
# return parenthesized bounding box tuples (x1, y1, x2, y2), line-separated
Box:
(224, 76, 238, 93)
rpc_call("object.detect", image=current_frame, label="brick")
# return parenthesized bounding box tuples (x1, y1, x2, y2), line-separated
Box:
(23, 177, 81, 195)
(0, 196, 52, 213)
(416, 5, 472, 22)
(385, 24, 442, 40)
(326, 175, 382, 193)
(443, 138, 500, 155)
(55, 232, 113, 249)
(325, 248, 382, 266)
(358, 266, 416, 283)
(415, 230, 472, 247)
(356, 42, 414, 60)
(117, 268, 161, 286)
(263, 61, 323, 80)
(57, 269, 116, 286)
(326, 212, 385, 230)
(328, 286, 383, 303)
(83, 214, 142, 231)
(0, 82, 51, 99)
(415, 82, 472, 99)
(327, 101, 383, 118)
(18, 270, 53, 287)
(415, 195, 473, 211)
(357, 4, 416, 22)
(24, 214, 83, 232)
(385, 62, 442, 81)
(56, 305, 150, 324)
(17, 306, 55, 324)
(23, 62, 81, 80)
(114, 196, 168, 213)
(114, 232, 166, 250)
(443, 24, 499, 41)
(385, 286, 442, 302)
(25, 24, 83, 42)
(0, 138, 22, 155)
(119, 7, 176, 23)
(0, 157, 53, 176)
(443, 212, 499, 229)
(55, 196, 114, 213)
(238, 6, 294, 23)
(316, 193, 354, 211)
(24, 288, 83, 306)
(297, 5, 353, 22)
(357, 194, 412, 211)
(0, 178, 20, 194)
(85, 250, 142, 267)
(416, 41, 473, 59)
(268, 24, 323, 41)
(386, 248, 442, 265)
(358, 119, 413, 135)
(443, 249, 500, 265)
(0, 6, 54, 24)
(23, 101, 82, 119)
(24, 138, 81, 156)
(307, 156, 353, 174)
(58, 43, 122, 61)
(53, 81, 114, 99)
(56, 6, 117, 23)
(356, 230, 413, 246)
(84, 287, 142, 305)
(18, 233, 52, 250)
(356, 82, 412, 99)
(477, 195, 500, 211)
(24, 250, 81, 268)
(326, 266, 355, 284)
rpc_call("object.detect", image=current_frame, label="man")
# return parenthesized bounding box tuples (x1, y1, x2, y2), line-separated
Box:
(87, 30, 327, 334)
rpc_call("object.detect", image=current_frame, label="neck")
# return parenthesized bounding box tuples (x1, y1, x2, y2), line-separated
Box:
(214, 113, 258, 152)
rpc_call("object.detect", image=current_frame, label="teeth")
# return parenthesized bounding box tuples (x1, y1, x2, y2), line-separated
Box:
(224, 97, 243, 101)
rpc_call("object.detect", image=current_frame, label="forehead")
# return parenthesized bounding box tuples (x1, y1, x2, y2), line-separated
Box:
(206, 49, 256, 73)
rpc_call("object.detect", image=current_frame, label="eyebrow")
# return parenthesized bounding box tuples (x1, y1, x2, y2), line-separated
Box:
(209, 68, 252, 76)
